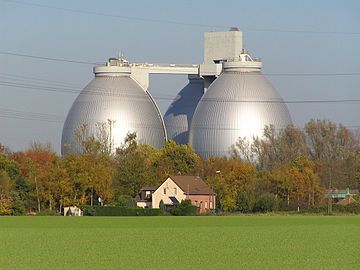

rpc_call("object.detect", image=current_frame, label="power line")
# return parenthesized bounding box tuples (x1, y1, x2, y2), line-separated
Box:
(0, 72, 82, 87)
(1, 106, 360, 132)
(1, 50, 359, 77)
(0, 51, 95, 65)
(1, 78, 360, 104)
(0, 108, 63, 123)
(2, 0, 228, 29)
(2, 0, 360, 35)
(265, 72, 360, 77)
(1, 79, 359, 131)
(0, 80, 80, 94)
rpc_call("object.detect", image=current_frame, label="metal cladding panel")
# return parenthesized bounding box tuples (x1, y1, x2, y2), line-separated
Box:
(163, 78, 204, 144)
(189, 72, 292, 158)
(61, 76, 166, 155)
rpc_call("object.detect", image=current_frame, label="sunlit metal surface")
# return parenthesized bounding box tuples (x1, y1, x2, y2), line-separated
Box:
(164, 77, 204, 144)
(189, 71, 292, 158)
(61, 75, 166, 155)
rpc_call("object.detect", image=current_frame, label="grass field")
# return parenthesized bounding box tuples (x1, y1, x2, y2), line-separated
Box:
(0, 216, 359, 269)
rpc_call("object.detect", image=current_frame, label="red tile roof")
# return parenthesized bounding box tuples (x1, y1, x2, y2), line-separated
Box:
(169, 175, 215, 195)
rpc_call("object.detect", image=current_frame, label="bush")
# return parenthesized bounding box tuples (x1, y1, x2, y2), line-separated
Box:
(0, 197, 12, 215)
(301, 205, 327, 214)
(253, 193, 279, 213)
(236, 192, 256, 213)
(159, 200, 165, 212)
(170, 199, 197, 216)
(11, 191, 26, 215)
(332, 204, 346, 213)
(113, 195, 137, 208)
(84, 206, 162, 216)
(82, 205, 96, 216)
(302, 202, 360, 214)
(344, 203, 360, 214)
(36, 210, 58, 216)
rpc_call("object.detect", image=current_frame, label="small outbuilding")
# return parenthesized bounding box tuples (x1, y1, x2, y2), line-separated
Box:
(326, 188, 359, 205)
(63, 206, 83, 216)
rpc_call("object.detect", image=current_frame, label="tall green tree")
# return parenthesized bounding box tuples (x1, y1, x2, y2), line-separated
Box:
(0, 149, 24, 214)
(305, 119, 359, 189)
(0, 170, 13, 215)
(114, 133, 158, 197)
(74, 120, 116, 156)
(289, 156, 323, 208)
(64, 150, 114, 206)
(152, 140, 200, 179)
(201, 157, 256, 212)
(267, 156, 322, 209)
(232, 125, 307, 170)
(12, 143, 58, 212)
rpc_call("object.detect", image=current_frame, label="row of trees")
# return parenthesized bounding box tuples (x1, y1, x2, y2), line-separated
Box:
(0, 119, 359, 215)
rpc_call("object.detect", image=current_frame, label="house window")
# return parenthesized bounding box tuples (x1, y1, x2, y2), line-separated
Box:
(173, 187, 177, 195)
(163, 188, 166, 195)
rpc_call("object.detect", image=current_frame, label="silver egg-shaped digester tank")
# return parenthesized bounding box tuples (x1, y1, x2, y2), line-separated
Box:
(164, 75, 204, 144)
(189, 53, 292, 158)
(61, 55, 166, 155)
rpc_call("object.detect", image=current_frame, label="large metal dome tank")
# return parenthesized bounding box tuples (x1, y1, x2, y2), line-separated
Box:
(61, 56, 166, 155)
(163, 75, 204, 144)
(189, 53, 292, 158)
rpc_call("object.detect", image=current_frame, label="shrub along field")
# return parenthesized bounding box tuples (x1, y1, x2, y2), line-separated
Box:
(0, 216, 359, 269)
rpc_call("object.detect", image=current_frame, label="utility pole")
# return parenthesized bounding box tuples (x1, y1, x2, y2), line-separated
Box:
(328, 170, 333, 214)
(34, 175, 41, 213)
(91, 188, 94, 206)
(212, 170, 220, 212)
(208, 176, 211, 212)
(107, 119, 115, 154)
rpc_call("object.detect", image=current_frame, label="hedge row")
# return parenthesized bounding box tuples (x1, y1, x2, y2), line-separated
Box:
(302, 203, 360, 214)
(170, 199, 197, 216)
(83, 206, 163, 216)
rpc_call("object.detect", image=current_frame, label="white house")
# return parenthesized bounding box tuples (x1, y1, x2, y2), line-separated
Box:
(136, 176, 216, 213)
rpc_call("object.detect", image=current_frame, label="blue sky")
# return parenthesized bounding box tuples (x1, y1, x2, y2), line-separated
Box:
(0, 0, 359, 152)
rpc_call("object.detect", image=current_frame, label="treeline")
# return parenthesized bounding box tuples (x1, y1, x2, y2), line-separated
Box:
(0, 119, 359, 215)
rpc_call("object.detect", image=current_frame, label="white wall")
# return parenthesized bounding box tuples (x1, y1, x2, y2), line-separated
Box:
(152, 177, 186, 208)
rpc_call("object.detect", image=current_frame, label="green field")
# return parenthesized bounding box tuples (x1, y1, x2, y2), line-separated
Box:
(0, 216, 359, 269)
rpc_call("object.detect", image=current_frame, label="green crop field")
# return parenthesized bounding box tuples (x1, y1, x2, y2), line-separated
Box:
(0, 216, 359, 269)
